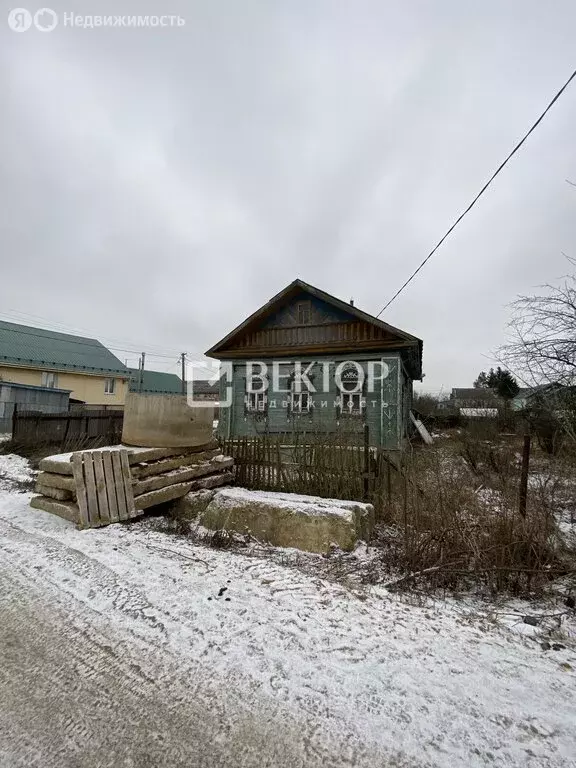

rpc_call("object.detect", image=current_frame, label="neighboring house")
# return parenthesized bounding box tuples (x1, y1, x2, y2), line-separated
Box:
(512, 384, 576, 413)
(450, 388, 500, 409)
(512, 385, 552, 412)
(189, 379, 220, 401)
(0, 381, 71, 433)
(0, 320, 129, 406)
(205, 279, 423, 450)
(128, 368, 183, 394)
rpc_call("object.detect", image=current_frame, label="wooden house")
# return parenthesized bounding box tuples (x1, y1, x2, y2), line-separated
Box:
(205, 280, 423, 450)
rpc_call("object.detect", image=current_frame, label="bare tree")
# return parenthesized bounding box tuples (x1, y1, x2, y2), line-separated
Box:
(500, 257, 576, 387)
(499, 257, 576, 448)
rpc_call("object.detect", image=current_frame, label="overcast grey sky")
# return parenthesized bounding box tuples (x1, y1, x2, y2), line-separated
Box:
(1, 0, 575, 391)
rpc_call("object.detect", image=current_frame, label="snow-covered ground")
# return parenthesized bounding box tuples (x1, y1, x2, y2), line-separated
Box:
(0, 453, 576, 767)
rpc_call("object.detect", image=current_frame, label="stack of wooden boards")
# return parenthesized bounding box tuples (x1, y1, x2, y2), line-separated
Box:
(30, 442, 234, 529)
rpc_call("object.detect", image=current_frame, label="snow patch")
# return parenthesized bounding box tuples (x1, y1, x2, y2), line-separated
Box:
(214, 487, 370, 520)
(0, 453, 35, 491)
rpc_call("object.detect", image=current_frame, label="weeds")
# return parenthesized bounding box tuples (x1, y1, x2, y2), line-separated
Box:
(377, 432, 575, 596)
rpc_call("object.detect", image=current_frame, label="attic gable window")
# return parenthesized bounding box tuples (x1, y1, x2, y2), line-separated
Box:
(296, 301, 311, 325)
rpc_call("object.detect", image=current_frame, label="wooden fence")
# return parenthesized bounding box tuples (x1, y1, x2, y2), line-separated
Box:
(221, 429, 398, 513)
(12, 406, 123, 448)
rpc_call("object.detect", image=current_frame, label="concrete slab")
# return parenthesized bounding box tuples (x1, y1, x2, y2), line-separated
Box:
(132, 456, 233, 496)
(200, 488, 374, 554)
(30, 496, 80, 526)
(36, 472, 76, 492)
(35, 483, 74, 501)
(38, 442, 220, 475)
(134, 482, 195, 510)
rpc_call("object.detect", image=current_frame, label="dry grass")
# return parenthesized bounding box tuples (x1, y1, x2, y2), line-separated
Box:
(375, 430, 576, 596)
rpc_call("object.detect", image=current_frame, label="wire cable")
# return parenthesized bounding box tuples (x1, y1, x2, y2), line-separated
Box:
(376, 66, 576, 317)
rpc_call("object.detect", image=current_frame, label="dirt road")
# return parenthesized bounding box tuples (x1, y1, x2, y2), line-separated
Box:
(0, 513, 391, 768)
(1, 483, 575, 768)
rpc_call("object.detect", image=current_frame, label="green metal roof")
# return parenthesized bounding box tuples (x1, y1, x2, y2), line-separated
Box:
(128, 368, 182, 394)
(0, 319, 128, 376)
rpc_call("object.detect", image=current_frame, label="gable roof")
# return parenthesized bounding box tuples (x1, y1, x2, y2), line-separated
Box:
(451, 388, 499, 402)
(0, 319, 127, 376)
(128, 368, 182, 394)
(206, 279, 423, 375)
(190, 379, 220, 396)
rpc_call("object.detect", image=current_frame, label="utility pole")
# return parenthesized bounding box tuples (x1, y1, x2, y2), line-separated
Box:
(139, 352, 146, 393)
(180, 352, 187, 395)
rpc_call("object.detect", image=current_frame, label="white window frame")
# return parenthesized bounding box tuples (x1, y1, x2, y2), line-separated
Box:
(337, 366, 364, 416)
(290, 378, 312, 413)
(246, 391, 267, 412)
(245, 376, 268, 412)
(296, 301, 311, 325)
(340, 392, 364, 415)
(104, 377, 116, 395)
(41, 371, 58, 389)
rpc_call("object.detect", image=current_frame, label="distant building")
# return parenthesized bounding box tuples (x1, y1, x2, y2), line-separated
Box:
(511, 385, 551, 412)
(189, 379, 220, 401)
(0, 381, 71, 433)
(0, 320, 129, 406)
(128, 368, 183, 395)
(450, 388, 500, 409)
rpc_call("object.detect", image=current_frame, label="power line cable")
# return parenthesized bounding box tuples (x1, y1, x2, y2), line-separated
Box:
(0, 309, 184, 358)
(376, 66, 576, 317)
(0, 313, 215, 370)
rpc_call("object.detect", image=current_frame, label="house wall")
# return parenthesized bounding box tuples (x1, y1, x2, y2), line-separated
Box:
(218, 353, 404, 449)
(0, 365, 128, 406)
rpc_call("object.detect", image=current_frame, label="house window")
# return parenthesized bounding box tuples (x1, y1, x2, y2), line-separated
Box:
(291, 379, 312, 414)
(246, 391, 267, 412)
(41, 371, 58, 388)
(297, 301, 311, 325)
(245, 376, 268, 412)
(338, 365, 364, 416)
(104, 378, 116, 395)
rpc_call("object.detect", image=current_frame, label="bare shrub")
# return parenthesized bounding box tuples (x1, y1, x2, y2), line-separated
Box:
(380, 440, 569, 596)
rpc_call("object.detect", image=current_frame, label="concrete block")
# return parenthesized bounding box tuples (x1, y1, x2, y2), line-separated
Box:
(122, 393, 214, 448)
(170, 489, 216, 520)
(199, 488, 373, 554)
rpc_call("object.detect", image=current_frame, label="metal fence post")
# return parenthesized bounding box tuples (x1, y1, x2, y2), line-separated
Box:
(518, 432, 531, 518)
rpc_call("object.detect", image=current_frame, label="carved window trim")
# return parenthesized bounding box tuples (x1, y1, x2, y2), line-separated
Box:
(336, 364, 365, 418)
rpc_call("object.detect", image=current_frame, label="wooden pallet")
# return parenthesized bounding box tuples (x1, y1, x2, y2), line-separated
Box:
(71, 449, 138, 528)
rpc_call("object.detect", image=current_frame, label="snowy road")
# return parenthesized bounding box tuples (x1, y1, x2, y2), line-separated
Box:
(0, 475, 575, 766)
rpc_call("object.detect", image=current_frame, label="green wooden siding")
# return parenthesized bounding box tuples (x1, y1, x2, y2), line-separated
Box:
(217, 353, 404, 448)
